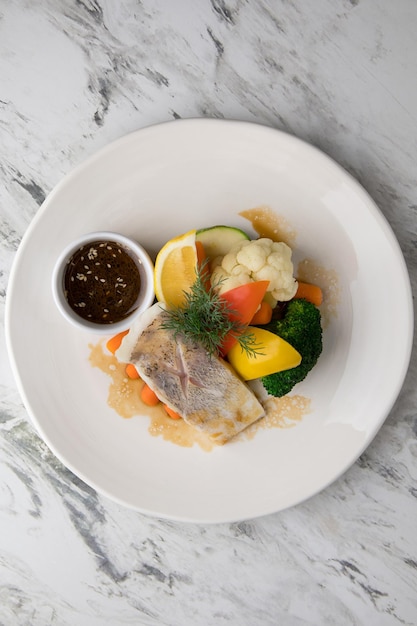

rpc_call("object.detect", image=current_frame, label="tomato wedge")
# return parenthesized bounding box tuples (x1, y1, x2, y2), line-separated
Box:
(219, 280, 269, 355)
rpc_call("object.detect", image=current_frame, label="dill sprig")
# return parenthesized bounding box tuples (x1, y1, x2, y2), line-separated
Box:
(160, 264, 262, 357)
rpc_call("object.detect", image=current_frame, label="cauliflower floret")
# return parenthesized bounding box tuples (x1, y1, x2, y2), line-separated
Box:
(236, 242, 267, 272)
(211, 237, 297, 306)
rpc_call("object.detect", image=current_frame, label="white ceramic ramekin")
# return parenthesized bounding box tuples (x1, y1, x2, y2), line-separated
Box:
(52, 231, 155, 334)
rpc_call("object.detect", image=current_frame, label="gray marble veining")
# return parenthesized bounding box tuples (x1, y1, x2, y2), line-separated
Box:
(1, 1, 416, 624)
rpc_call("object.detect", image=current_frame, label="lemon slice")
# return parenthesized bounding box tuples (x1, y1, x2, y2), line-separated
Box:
(154, 230, 198, 307)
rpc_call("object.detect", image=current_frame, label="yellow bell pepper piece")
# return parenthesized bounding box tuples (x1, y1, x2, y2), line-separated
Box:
(227, 326, 302, 380)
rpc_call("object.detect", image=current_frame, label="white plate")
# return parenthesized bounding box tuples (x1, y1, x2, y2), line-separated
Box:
(5, 120, 413, 523)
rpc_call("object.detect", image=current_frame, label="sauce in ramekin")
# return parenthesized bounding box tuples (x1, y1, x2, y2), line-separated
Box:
(64, 240, 141, 324)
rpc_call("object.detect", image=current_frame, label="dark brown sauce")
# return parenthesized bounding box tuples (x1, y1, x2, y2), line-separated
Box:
(64, 240, 141, 324)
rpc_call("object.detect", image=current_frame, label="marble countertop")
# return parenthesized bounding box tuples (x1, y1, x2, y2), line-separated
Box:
(1, 1, 416, 624)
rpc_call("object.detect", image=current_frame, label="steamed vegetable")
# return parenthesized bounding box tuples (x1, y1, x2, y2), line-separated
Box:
(125, 363, 140, 379)
(294, 281, 323, 307)
(227, 326, 302, 380)
(106, 330, 129, 354)
(219, 280, 269, 354)
(262, 299, 322, 397)
(196, 225, 250, 260)
(211, 237, 298, 306)
(140, 383, 160, 406)
(163, 405, 182, 420)
(250, 300, 273, 325)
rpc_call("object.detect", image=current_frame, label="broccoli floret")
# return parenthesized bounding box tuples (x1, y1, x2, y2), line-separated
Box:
(262, 299, 322, 397)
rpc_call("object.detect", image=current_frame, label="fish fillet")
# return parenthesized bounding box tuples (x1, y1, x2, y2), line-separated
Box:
(116, 304, 265, 444)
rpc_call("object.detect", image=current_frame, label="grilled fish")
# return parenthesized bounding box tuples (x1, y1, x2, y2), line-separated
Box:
(116, 304, 265, 444)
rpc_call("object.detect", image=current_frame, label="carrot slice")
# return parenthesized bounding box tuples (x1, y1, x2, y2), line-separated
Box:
(163, 405, 182, 420)
(195, 240, 210, 289)
(106, 330, 129, 354)
(125, 363, 140, 379)
(294, 281, 323, 306)
(250, 300, 273, 325)
(140, 383, 160, 406)
(195, 240, 206, 266)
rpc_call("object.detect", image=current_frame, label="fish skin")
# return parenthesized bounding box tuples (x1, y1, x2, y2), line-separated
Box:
(116, 304, 265, 444)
